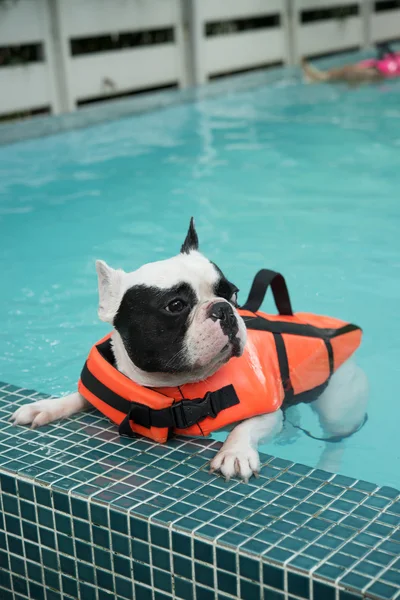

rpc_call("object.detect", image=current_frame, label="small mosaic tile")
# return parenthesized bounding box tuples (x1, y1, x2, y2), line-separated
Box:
(0, 382, 399, 600)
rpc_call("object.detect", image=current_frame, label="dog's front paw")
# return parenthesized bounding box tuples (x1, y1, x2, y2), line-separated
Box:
(11, 399, 57, 429)
(210, 444, 260, 483)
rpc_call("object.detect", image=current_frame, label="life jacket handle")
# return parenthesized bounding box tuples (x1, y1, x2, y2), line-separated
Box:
(241, 269, 293, 316)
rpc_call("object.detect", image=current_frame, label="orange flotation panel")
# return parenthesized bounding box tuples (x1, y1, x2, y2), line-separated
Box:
(78, 270, 362, 443)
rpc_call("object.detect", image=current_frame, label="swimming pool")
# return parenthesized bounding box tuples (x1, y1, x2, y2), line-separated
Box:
(1, 69, 399, 490)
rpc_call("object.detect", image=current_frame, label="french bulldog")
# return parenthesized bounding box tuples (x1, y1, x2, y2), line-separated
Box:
(11, 219, 368, 481)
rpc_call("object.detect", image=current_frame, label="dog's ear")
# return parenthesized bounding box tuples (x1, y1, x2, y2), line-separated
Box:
(95, 260, 124, 323)
(180, 217, 199, 254)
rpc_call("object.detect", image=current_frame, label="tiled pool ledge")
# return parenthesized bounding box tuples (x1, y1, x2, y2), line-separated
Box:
(0, 382, 399, 600)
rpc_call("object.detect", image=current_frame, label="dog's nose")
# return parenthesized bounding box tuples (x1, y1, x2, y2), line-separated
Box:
(209, 302, 237, 329)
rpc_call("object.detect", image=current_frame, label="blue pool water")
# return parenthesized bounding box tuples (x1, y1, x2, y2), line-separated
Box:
(1, 71, 399, 489)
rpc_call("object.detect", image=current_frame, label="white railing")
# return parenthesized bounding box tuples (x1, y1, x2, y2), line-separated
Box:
(293, 0, 365, 58)
(0, 0, 399, 120)
(0, 0, 59, 115)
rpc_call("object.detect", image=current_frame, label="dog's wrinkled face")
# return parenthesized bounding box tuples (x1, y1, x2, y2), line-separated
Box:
(96, 219, 247, 386)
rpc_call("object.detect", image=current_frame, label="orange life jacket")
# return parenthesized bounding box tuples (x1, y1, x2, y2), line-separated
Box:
(78, 270, 362, 443)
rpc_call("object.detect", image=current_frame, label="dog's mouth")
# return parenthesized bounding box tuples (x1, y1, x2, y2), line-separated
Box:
(221, 336, 242, 359)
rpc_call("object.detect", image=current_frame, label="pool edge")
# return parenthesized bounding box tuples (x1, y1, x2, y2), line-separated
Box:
(0, 381, 399, 600)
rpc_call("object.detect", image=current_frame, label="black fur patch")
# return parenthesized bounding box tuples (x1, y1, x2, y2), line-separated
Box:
(113, 283, 197, 373)
(211, 262, 239, 306)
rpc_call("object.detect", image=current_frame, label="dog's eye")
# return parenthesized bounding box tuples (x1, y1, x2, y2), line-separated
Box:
(165, 299, 186, 313)
(230, 291, 238, 306)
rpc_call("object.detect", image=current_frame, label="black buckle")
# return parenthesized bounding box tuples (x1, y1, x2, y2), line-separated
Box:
(171, 393, 217, 429)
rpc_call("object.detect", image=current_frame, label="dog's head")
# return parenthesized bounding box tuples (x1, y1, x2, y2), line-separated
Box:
(96, 219, 247, 386)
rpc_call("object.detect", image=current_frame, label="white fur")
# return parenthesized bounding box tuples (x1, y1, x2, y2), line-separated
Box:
(11, 248, 368, 483)
(10, 392, 89, 429)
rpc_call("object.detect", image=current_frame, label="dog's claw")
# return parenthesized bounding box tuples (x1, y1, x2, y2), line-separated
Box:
(209, 445, 260, 483)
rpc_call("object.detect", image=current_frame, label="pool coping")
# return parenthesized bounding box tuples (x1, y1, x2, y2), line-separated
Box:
(0, 381, 399, 600)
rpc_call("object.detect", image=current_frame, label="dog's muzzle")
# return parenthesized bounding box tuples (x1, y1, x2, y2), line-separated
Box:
(207, 301, 239, 340)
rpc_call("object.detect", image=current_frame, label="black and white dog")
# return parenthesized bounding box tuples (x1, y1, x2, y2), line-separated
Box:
(11, 220, 368, 481)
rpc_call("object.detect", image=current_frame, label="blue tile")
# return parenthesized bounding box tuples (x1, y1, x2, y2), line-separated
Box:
(62, 575, 78, 598)
(216, 548, 236, 573)
(2, 494, 19, 515)
(60, 555, 76, 578)
(44, 568, 60, 591)
(0, 474, 17, 495)
(380, 540, 400, 555)
(27, 562, 43, 583)
(377, 487, 399, 500)
(92, 525, 110, 549)
(217, 570, 236, 595)
(150, 524, 169, 549)
(194, 540, 213, 564)
(115, 577, 133, 600)
(340, 572, 371, 591)
(366, 522, 392, 538)
(239, 555, 260, 582)
(174, 554, 192, 579)
(263, 563, 284, 590)
(112, 531, 130, 555)
(52, 491, 70, 514)
(133, 584, 151, 600)
(41, 548, 58, 571)
(91, 503, 108, 526)
(364, 496, 391, 510)
(13, 575, 29, 597)
(381, 569, 400, 586)
(10, 556, 25, 577)
(354, 532, 380, 547)
(172, 531, 192, 556)
(314, 563, 345, 581)
(339, 592, 362, 600)
(356, 561, 383, 578)
(76, 539, 93, 562)
(341, 542, 369, 559)
(152, 547, 170, 571)
(353, 505, 377, 520)
(175, 576, 193, 599)
(29, 582, 46, 600)
(127, 516, 147, 541)
(196, 585, 215, 600)
(241, 579, 260, 600)
(78, 563, 95, 584)
(196, 562, 213, 587)
(153, 569, 172, 593)
(131, 539, 149, 564)
(313, 580, 335, 600)
(287, 572, 309, 598)
(94, 547, 111, 571)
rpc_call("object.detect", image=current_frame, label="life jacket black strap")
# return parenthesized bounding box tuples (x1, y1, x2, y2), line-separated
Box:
(273, 333, 294, 405)
(285, 413, 368, 444)
(241, 269, 293, 315)
(119, 384, 240, 437)
(243, 316, 360, 340)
